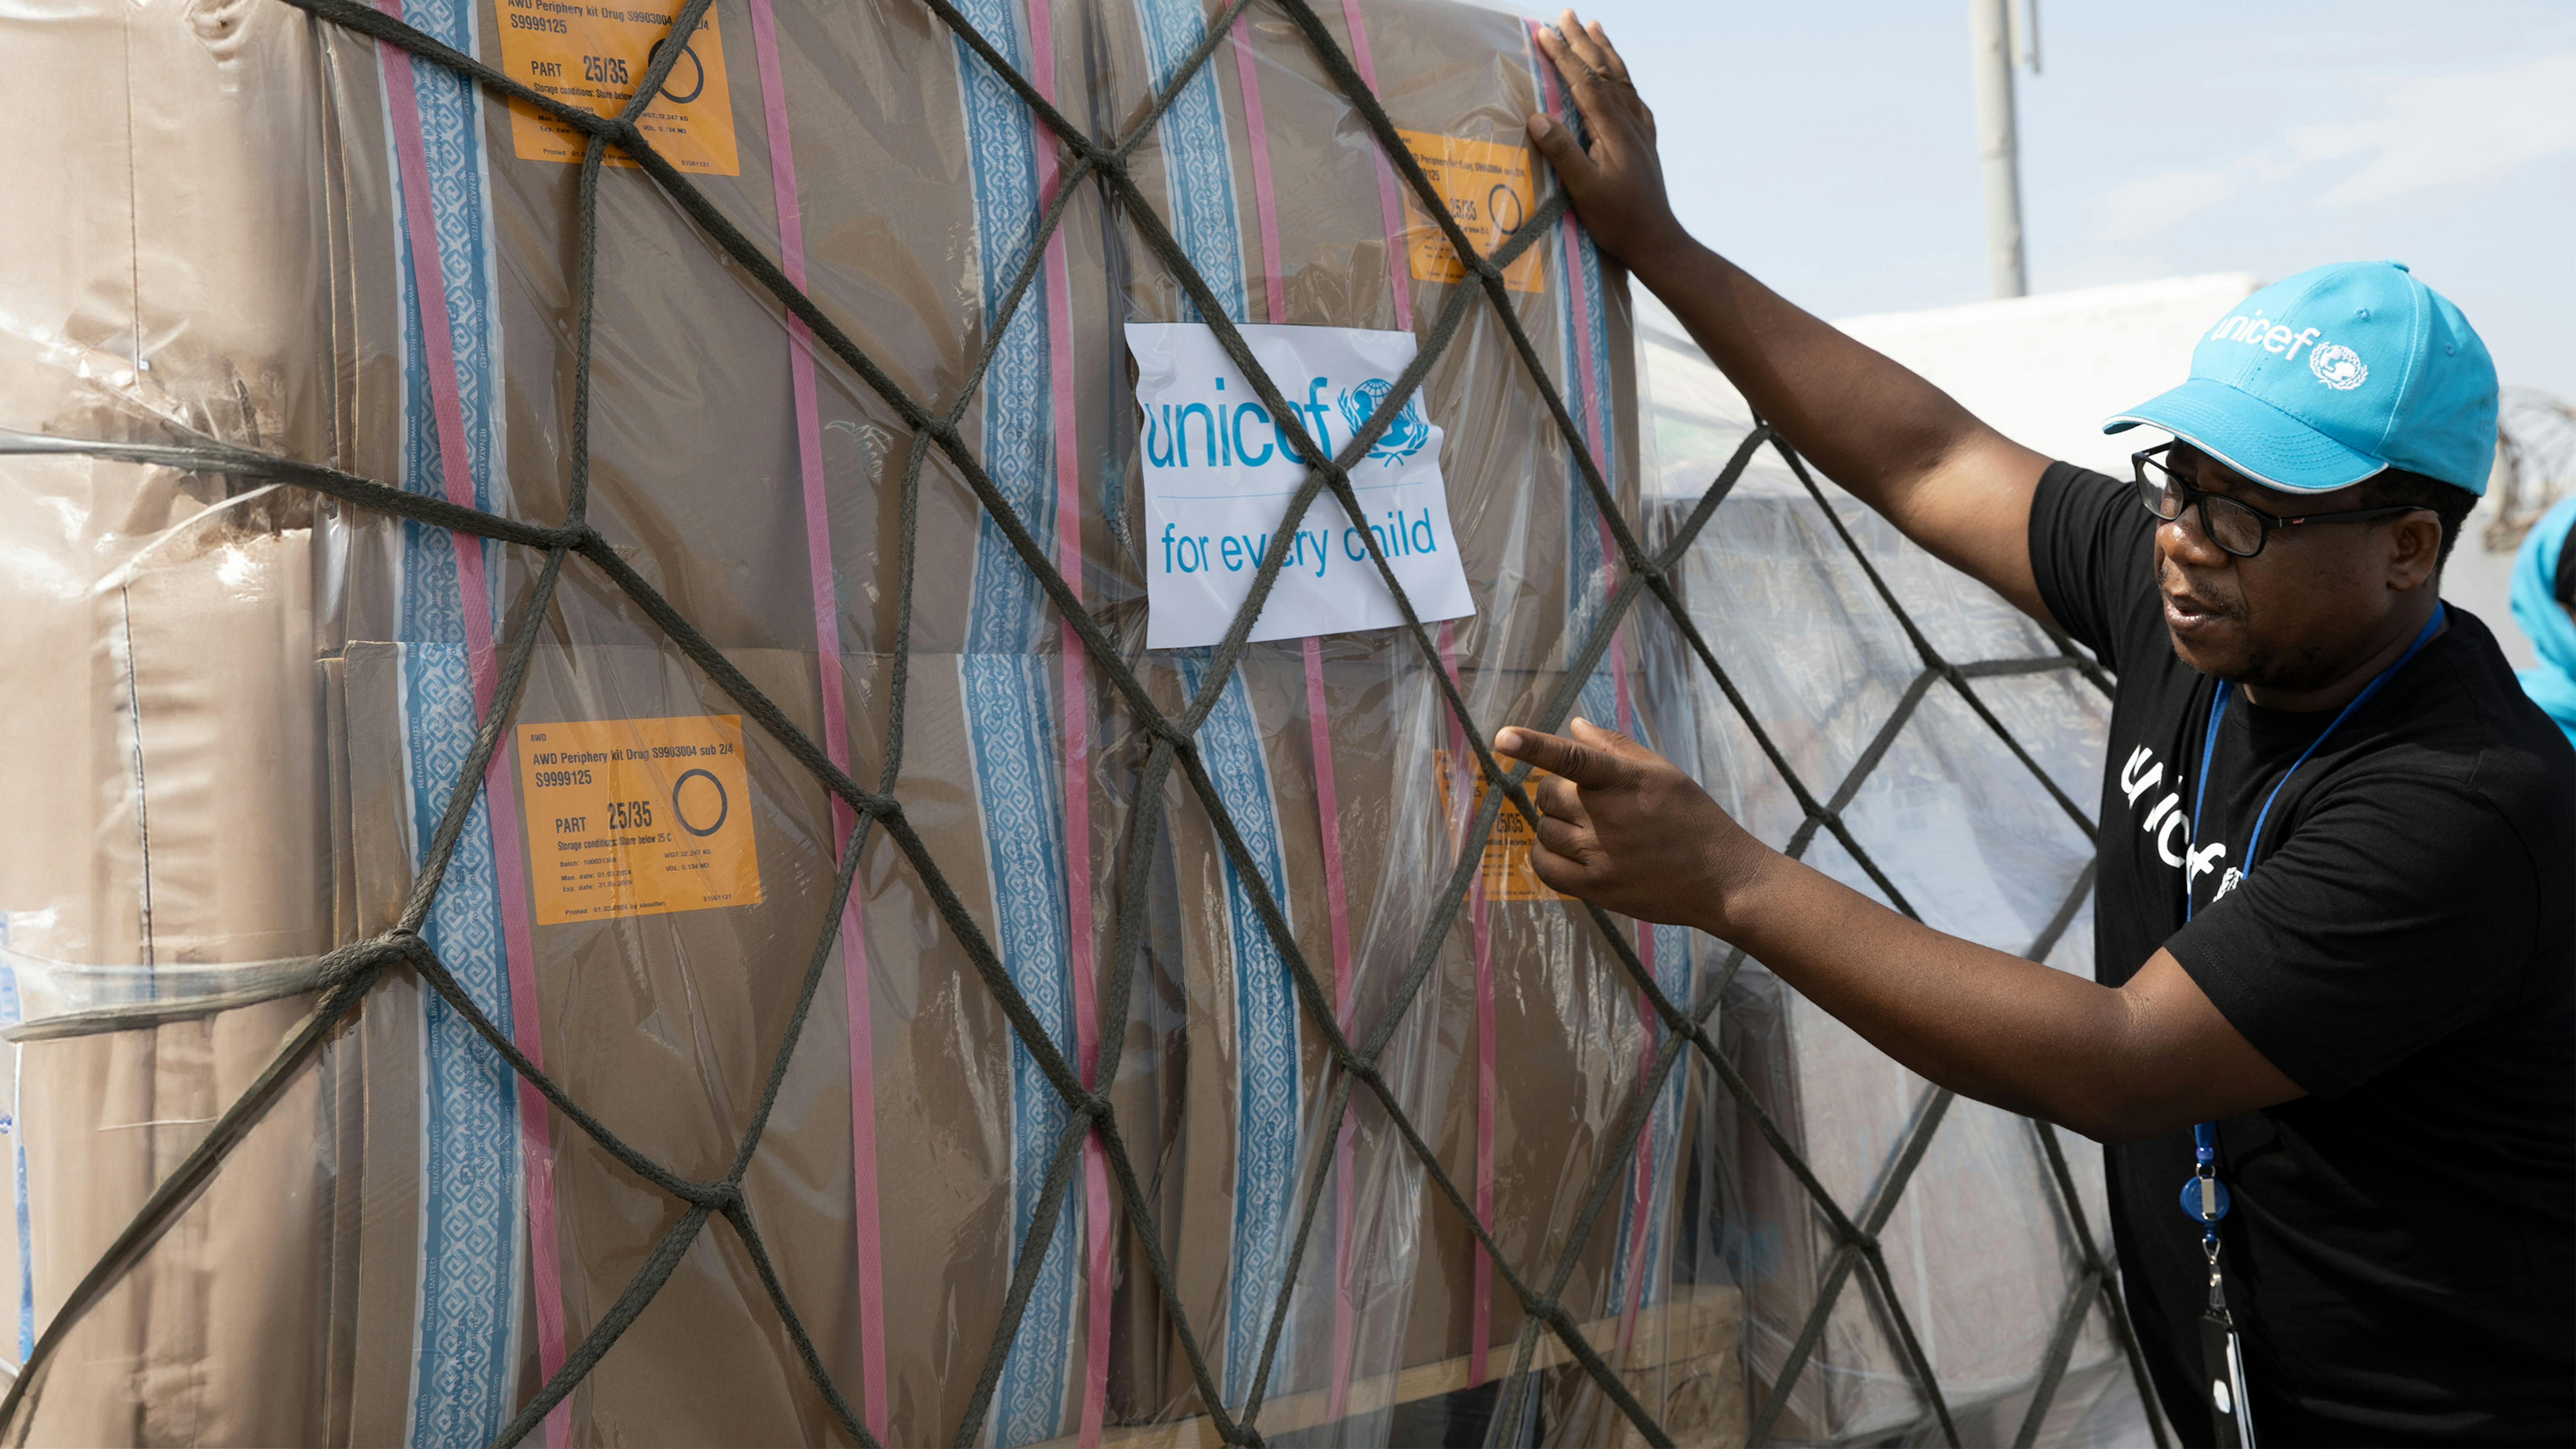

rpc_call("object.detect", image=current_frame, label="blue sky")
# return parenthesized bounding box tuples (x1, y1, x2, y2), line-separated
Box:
(1565, 1, 2576, 399)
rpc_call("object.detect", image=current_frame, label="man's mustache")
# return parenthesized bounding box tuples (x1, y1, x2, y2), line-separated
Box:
(2157, 560, 2245, 621)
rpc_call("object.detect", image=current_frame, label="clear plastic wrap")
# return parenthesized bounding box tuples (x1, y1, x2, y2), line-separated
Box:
(0, 0, 1719, 1440)
(0, 0, 2137, 1444)
(1638, 302, 2145, 1447)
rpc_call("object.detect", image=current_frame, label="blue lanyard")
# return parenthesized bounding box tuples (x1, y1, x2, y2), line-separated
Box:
(2181, 603, 2445, 1245)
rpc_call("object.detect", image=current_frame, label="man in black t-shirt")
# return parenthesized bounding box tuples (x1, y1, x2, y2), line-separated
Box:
(1494, 14, 2575, 1445)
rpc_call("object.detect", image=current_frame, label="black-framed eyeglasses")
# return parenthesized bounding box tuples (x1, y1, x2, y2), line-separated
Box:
(2132, 443, 2421, 559)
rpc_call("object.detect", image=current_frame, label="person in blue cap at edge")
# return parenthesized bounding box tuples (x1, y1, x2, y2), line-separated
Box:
(2511, 496, 2576, 748)
(1494, 13, 2574, 1447)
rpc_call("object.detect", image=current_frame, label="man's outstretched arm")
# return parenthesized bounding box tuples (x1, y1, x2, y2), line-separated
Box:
(1528, 12, 2058, 625)
(1495, 719, 2304, 1143)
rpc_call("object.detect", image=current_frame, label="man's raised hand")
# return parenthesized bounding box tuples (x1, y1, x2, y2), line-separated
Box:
(1526, 11, 1689, 277)
(1492, 716, 1767, 930)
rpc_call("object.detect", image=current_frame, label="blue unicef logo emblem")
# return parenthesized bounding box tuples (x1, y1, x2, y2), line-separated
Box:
(1337, 378, 1432, 461)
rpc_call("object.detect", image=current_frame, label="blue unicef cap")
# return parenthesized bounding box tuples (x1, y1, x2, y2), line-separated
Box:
(2104, 261, 2498, 495)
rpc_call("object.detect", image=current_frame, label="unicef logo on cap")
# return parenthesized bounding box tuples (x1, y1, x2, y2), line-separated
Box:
(1338, 378, 1432, 461)
(2309, 343, 2368, 391)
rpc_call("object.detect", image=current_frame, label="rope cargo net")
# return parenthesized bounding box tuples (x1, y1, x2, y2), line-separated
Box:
(0, 0, 2169, 1443)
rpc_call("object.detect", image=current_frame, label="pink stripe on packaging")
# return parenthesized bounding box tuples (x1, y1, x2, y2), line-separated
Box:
(370, 14, 568, 1444)
(1338, 0, 1412, 326)
(1528, 20, 1660, 1354)
(744, 0, 892, 1432)
(1339, 0, 1502, 1386)
(1020, 4, 1114, 1444)
(1229, 20, 1289, 325)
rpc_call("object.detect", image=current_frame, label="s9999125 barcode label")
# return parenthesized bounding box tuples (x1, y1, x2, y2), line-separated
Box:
(493, 0, 740, 175)
(517, 714, 762, 924)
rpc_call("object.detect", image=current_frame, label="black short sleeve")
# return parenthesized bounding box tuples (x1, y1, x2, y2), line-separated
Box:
(2165, 775, 2545, 1098)
(2027, 462, 2162, 674)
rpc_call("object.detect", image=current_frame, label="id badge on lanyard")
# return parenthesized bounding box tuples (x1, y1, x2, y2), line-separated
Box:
(2201, 1303, 2256, 1447)
(2188, 1122, 2256, 1447)
(2174, 605, 2443, 1449)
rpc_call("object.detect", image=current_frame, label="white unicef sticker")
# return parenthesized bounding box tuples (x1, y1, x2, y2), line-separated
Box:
(1126, 322, 1476, 650)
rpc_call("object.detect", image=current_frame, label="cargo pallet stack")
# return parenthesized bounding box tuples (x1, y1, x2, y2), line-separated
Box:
(0, 0, 2156, 1443)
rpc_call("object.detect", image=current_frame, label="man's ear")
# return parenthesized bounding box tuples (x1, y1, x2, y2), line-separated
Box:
(2387, 510, 2443, 592)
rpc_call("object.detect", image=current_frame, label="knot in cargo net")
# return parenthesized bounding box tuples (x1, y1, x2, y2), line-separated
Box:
(0, 0, 2173, 1445)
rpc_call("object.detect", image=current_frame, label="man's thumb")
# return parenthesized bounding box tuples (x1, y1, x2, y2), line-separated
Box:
(1526, 111, 1591, 180)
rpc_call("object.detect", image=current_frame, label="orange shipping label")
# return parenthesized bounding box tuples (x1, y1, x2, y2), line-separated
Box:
(517, 714, 762, 925)
(1397, 130, 1545, 295)
(494, 0, 740, 175)
(1433, 750, 1562, 902)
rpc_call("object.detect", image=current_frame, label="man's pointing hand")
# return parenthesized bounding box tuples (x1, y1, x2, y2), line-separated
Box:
(1493, 716, 1770, 930)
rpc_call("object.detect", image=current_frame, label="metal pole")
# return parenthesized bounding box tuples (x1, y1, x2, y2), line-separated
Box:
(1969, 0, 2026, 298)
